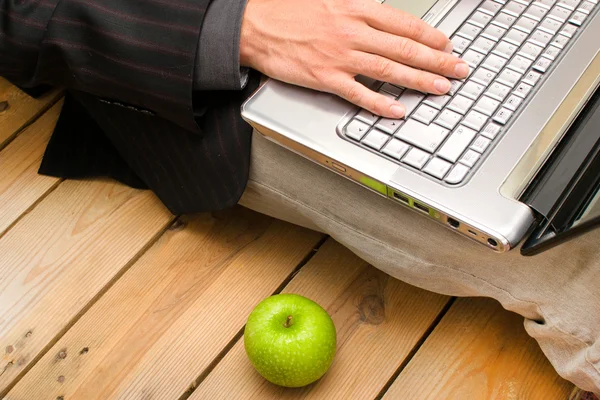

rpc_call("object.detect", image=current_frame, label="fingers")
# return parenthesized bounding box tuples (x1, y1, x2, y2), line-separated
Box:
(365, 4, 450, 52)
(336, 77, 406, 119)
(358, 31, 470, 80)
(352, 53, 459, 95)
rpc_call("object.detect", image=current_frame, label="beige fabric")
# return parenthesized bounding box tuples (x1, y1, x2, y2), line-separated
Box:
(239, 131, 600, 394)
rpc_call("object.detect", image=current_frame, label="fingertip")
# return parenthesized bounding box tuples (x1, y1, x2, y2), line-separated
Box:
(390, 103, 405, 118)
(434, 78, 451, 94)
(444, 41, 454, 54)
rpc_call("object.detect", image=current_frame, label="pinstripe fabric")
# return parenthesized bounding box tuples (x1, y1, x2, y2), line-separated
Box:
(1, 0, 260, 214)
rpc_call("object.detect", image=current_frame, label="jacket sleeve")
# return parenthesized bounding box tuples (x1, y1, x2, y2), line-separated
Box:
(0, 0, 212, 133)
(194, 0, 249, 91)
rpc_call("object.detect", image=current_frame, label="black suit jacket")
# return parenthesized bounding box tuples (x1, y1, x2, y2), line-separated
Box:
(1, 0, 259, 215)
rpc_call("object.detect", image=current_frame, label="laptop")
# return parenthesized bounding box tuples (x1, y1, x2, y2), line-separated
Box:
(241, 0, 600, 255)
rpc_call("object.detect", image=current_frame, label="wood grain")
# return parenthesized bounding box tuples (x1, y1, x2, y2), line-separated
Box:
(0, 101, 63, 236)
(0, 78, 62, 149)
(6, 208, 323, 400)
(0, 179, 173, 394)
(190, 239, 451, 400)
(382, 298, 574, 400)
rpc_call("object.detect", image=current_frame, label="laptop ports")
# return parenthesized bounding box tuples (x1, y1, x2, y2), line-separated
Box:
(447, 217, 460, 229)
(487, 238, 498, 247)
(392, 192, 410, 204)
(413, 202, 430, 214)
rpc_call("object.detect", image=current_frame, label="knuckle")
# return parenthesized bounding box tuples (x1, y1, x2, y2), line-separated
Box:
(436, 54, 451, 72)
(398, 40, 418, 62)
(344, 84, 364, 105)
(405, 17, 425, 38)
(373, 57, 394, 79)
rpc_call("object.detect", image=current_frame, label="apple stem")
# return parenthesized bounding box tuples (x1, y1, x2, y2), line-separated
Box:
(283, 315, 293, 328)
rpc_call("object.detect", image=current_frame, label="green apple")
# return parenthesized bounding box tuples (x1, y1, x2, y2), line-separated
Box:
(244, 294, 337, 387)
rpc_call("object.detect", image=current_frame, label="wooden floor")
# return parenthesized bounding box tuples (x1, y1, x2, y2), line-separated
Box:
(0, 79, 584, 399)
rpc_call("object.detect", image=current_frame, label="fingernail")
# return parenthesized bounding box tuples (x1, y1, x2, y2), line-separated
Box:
(391, 104, 405, 118)
(444, 41, 454, 54)
(434, 79, 451, 93)
(455, 62, 470, 78)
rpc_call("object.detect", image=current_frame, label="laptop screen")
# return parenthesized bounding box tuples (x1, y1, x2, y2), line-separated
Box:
(384, 0, 439, 18)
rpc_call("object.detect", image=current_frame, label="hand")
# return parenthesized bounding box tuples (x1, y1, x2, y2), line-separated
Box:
(240, 0, 470, 119)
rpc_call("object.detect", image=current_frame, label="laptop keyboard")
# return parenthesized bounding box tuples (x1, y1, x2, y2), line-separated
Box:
(341, 0, 598, 185)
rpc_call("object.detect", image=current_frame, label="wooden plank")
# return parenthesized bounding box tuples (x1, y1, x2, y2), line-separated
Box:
(7, 209, 323, 400)
(0, 180, 173, 394)
(0, 101, 63, 236)
(382, 298, 574, 400)
(0, 78, 62, 149)
(190, 239, 451, 400)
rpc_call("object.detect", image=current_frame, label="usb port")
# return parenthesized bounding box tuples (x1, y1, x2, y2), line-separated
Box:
(393, 192, 409, 204)
(413, 202, 429, 214)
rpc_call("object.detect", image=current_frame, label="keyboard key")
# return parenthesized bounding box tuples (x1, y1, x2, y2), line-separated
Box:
(412, 104, 440, 125)
(479, 0, 503, 15)
(435, 109, 463, 130)
(540, 16, 563, 33)
(549, 5, 573, 21)
(398, 90, 427, 116)
(481, 25, 508, 41)
(483, 54, 509, 72)
(542, 45, 562, 60)
(505, 93, 524, 110)
(525, 4, 550, 19)
(382, 139, 410, 159)
(474, 96, 502, 116)
(448, 79, 464, 95)
(423, 157, 452, 179)
(375, 118, 404, 134)
(519, 42, 544, 59)
(471, 135, 492, 153)
(551, 33, 570, 48)
(380, 83, 403, 96)
(497, 68, 523, 87)
(451, 36, 472, 54)
(560, 23, 578, 37)
(504, 1, 528, 16)
(457, 23, 484, 40)
(460, 149, 481, 167)
(504, 28, 529, 45)
(471, 67, 497, 86)
(529, 29, 553, 46)
(514, 16, 539, 32)
(445, 164, 471, 184)
(523, 70, 542, 85)
(460, 81, 487, 100)
(482, 122, 503, 139)
(558, 0, 581, 9)
(472, 37, 497, 54)
(437, 125, 478, 162)
(470, 11, 494, 27)
(536, 0, 558, 8)
(487, 81, 512, 101)
(493, 40, 519, 58)
(447, 95, 474, 114)
(355, 109, 379, 125)
(493, 107, 514, 124)
(533, 56, 552, 72)
(463, 110, 489, 130)
(462, 50, 486, 68)
(395, 119, 450, 153)
(346, 119, 370, 140)
(508, 54, 534, 73)
(578, 1, 596, 13)
(379, 91, 397, 100)
(515, 81, 534, 97)
(362, 129, 390, 150)
(402, 148, 430, 169)
(492, 11, 517, 28)
(424, 94, 452, 109)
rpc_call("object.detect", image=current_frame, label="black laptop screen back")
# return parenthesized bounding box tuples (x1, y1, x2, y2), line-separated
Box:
(521, 84, 600, 256)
